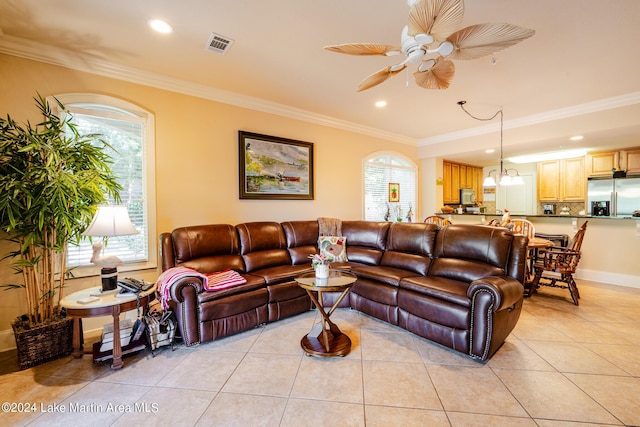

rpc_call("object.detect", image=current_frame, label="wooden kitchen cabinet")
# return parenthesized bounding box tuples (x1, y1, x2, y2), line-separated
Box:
(443, 161, 460, 204)
(537, 157, 585, 202)
(537, 160, 561, 201)
(621, 149, 640, 174)
(443, 160, 483, 204)
(586, 151, 620, 176)
(459, 164, 467, 189)
(561, 157, 585, 201)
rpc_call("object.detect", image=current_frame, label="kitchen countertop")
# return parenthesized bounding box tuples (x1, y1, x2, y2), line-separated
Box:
(439, 213, 640, 220)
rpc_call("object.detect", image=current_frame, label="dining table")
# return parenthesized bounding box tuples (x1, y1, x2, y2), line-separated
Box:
(524, 237, 554, 297)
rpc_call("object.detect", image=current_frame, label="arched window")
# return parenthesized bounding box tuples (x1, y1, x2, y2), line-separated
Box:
(51, 94, 157, 275)
(363, 151, 418, 222)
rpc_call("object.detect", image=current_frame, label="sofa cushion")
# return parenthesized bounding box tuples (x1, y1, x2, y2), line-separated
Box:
(237, 221, 287, 253)
(399, 276, 471, 307)
(398, 288, 470, 330)
(429, 225, 513, 282)
(351, 265, 416, 287)
(342, 221, 390, 265)
(434, 225, 513, 269)
(318, 235, 348, 262)
(249, 264, 312, 285)
(236, 222, 292, 272)
(180, 254, 245, 274)
(171, 224, 239, 260)
(198, 273, 266, 302)
(379, 222, 437, 276)
(281, 220, 319, 265)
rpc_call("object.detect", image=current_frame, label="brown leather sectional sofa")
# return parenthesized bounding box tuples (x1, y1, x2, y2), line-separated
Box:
(159, 220, 528, 361)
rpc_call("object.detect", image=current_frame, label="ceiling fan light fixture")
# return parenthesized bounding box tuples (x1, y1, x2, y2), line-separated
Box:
(436, 41, 455, 57)
(326, 0, 534, 91)
(418, 59, 436, 72)
(414, 33, 434, 46)
(407, 48, 426, 63)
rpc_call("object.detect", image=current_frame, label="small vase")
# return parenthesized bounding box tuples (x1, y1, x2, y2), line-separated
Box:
(315, 264, 329, 279)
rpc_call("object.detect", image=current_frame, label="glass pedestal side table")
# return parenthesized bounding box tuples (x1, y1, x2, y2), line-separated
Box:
(295, 270, 357, 357)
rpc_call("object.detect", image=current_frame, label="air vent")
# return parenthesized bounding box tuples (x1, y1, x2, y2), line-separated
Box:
(205, 32, 234, 54)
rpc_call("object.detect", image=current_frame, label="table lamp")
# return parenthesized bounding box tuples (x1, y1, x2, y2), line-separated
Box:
(82, 205, 139, 292)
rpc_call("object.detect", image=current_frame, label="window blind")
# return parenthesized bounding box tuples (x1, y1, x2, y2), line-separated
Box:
(364, 157, 417, 222)
(66, 112, 149, 267)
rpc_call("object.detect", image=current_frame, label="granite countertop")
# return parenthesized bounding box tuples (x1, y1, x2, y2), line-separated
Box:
(442, 212, 639, 220)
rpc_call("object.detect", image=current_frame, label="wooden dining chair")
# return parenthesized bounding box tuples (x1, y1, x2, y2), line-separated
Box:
(423, 215, 452, 228)
(511, 219, 535, 239)
(530, 221, 588, 305)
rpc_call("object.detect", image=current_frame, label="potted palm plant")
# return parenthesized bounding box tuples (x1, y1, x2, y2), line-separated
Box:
(0, 94, 121, 369)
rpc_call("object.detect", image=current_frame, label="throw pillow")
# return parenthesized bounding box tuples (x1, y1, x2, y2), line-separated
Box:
(318, 236, 348, 262)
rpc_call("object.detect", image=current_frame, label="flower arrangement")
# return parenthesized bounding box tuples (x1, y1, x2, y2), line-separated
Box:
(308, 253, 330, 269)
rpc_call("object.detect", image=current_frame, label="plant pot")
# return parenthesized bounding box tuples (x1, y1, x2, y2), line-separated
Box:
(11, 315, 73, 370)
(315, 264, 329, 279)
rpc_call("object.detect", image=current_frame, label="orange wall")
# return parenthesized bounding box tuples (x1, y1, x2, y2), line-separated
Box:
(0, 54, 419, 336)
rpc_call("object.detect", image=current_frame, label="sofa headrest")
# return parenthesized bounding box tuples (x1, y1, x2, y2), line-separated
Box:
(281, 221, 319, 248)
(171, 224, 239, 263)
(342, 221, 390, 250)
(236, 221, 287, 254)
(434, 224, 513, 269)
(386, 222, 438, 257)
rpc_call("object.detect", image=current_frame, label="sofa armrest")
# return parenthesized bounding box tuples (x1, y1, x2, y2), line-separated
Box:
(467, 276, 523, 312)
(168, 276, 205, 346)
(467, 276, 524, 360)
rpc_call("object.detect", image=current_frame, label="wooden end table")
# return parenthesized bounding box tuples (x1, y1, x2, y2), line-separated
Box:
(60, 285, 155, 369)
(295, 270, 356, 357)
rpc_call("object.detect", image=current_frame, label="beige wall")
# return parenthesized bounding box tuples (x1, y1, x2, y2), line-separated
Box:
(0, 54, 419, 342)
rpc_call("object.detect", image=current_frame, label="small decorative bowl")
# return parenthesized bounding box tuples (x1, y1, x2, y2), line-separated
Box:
(441, 206, 453, 214)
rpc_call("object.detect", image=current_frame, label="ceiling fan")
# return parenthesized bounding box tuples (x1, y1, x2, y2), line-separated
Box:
(324, 0, 535, 91)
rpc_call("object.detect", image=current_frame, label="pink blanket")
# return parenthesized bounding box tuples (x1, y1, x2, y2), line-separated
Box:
(156, 266, 247, 310)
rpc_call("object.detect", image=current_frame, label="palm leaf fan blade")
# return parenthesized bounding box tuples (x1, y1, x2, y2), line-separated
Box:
(447, 23, 535, 60)
(413, 59, 455, 89)
(357, 65, 406, 91)
(407, 0, 464, 41)
(324, 43, 401, 56)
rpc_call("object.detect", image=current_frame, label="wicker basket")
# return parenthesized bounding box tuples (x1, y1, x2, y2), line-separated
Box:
(11, 316, 74, 370)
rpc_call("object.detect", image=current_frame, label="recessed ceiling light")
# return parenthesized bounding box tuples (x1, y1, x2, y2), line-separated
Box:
(485, 149, 495, 154)
(148, 19, 173, 34)
(569, 135, 584, 141)
(375, 100, 387, 108)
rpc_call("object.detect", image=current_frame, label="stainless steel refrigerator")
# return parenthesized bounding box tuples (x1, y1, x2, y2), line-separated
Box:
(587, 177, 640, 216)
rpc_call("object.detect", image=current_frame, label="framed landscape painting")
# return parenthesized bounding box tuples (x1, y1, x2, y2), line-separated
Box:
(239, 131, 314, 200)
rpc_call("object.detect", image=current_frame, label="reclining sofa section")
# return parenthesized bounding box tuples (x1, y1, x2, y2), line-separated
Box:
(159, 221, 527, 361)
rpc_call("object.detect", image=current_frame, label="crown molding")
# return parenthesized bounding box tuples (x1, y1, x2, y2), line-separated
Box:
(419, 91, 640, 146)
(0, 35, 417, 146)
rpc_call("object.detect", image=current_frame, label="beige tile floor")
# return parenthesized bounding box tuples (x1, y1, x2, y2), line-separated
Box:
(1, 279, 639, 426)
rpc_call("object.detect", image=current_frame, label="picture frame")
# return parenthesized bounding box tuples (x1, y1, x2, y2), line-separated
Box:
(389, 182, 400, 202)
(239, 131, 314, 200)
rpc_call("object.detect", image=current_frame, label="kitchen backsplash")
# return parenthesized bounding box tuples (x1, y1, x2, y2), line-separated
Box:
(478, 201, 585, 215)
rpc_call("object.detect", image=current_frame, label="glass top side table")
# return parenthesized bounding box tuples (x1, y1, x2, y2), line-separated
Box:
(295, 270, 357, 357)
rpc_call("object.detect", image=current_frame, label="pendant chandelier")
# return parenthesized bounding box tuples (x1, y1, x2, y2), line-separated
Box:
(457, 101, 523, 187)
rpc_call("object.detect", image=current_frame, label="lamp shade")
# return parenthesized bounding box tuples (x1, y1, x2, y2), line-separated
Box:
(82, 205, 138, 237)
(483, 175, 497, 187)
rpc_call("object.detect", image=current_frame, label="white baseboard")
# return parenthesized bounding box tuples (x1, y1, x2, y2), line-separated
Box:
(577, 269, 640, 289)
